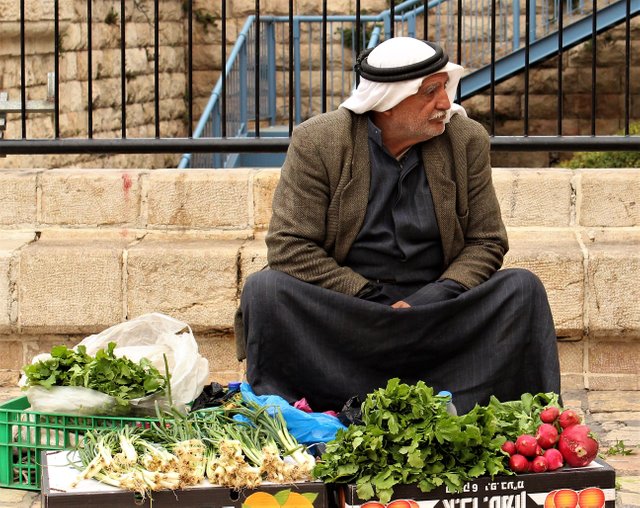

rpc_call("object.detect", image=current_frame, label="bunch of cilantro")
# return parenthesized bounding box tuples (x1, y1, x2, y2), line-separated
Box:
(313, 379, 509, 503)
(23, 342, 167, 406)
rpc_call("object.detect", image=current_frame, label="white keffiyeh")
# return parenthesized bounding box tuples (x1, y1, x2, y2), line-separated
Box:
(341, 37, 466, 121)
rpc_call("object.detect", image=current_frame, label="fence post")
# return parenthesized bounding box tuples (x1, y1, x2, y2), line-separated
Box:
(294, 19, 302, 125)
(513, 0, 520, 50)
(529, 0, 537, 42)
(266, 21, 277, 126)
(240, 31, 249, 135)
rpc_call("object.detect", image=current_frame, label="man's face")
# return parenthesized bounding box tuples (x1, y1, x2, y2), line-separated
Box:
(384, 73, 452, 142)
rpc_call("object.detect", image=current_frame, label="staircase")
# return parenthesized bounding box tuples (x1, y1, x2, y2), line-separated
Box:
(179, 0, 638, 168)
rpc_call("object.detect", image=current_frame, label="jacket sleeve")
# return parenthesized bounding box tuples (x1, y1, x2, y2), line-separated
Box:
(265, 120, 370, 296)
(439, 122, 508, 289)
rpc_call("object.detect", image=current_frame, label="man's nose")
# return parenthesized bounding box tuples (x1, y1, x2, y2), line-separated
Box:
(437, 88, 451, 110)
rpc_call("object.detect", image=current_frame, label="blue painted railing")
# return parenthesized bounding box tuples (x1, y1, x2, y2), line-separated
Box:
(179, 0, 623, 168)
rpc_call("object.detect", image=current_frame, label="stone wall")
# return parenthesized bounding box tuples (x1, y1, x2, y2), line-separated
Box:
(0, 0, 257, 170)
(0, 167, 639, 423)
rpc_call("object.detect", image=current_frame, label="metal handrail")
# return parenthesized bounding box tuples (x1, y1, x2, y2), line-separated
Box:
(1, 0, 638, 162)
(178, 0, 632, 168)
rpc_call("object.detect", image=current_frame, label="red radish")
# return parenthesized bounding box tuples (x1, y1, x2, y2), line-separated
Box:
(540, 406, 560, 424)
(531, 455, 548, 473)
(536, 423, 559, 449)
(509, 454, 530, 473)
(501, 440, 517, 456)
(516, 434, 539, 457)
(543, 447, 564, 471)
(558, 424, 599, 467)
(558, 409, 581, 429)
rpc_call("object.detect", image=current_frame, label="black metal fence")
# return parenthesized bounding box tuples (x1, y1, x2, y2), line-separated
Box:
(0, 0, 639, 159)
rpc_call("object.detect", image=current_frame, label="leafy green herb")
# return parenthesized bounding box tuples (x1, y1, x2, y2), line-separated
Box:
(488, 392, 562, 442)
(605, 440, 635, 456)
(23, 342, 167, 405)
(313, 379, 510, 503)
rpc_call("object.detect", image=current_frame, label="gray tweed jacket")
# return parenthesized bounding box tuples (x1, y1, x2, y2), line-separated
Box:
(265, 108, 508, 295)
(235, 109, 508, 360)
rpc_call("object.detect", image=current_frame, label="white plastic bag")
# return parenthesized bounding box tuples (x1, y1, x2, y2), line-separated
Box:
(23, 313, 209, 416)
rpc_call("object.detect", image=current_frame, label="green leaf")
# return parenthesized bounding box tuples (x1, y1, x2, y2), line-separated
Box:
(273, 489, 291, 505)
(356, 480, 374, 500)
(336, 464, 359, 478)
(376, 487, 393, 504)
(407, 450, 424, 468)
(301, 493, 318, 504)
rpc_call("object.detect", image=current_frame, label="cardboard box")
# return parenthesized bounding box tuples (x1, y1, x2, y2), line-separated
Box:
(329, 459, 615, 508)
(41, 450, 328, 508)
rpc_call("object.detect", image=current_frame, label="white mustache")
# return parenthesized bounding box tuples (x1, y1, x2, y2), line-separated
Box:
(429, 112, 448, 121)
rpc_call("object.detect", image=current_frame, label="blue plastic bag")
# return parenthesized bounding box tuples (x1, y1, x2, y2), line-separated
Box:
(239, 383, 346, 445)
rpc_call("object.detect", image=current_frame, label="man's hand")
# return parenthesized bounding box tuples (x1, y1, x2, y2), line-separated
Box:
(391, 300, 411, 309)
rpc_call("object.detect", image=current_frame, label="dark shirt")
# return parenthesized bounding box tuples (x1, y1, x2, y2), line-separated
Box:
(344, 117, 444, 286)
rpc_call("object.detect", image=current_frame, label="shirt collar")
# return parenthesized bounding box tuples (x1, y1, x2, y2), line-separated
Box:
(367, 115, 418, 163)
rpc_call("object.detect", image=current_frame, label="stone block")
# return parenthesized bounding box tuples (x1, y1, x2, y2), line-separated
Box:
(0, 232, 37, 331)
(126, 238, 242, 330)
(192, 44, 224, 71)
(503, 229, 584, 337)
(0, 170, 38, 225)
(588, 341, 640, 375)
(587, 391, 640, 413)
(146, 169, 252, 229)
(578, 169, 640, 227)
(463, 94, 521, 120)
(0, 369, 20, 387)
(125, 25, 153, 50)
(0, 340, 22, 370)
(588, 411, 640, 446)
(558, 340, 584, 373)
(253, 169, 279, 229)
(584, 230, 640, 335)
(492, 168, 573, 227)
(125, 47, 149, 76)
(197, 332, 244, 384)
(41, 169, 143, 226)
(527, 95, 564, 119)
(19, 238, 125, 333)
(239, 236, 268, 289)
(587, 375, 640, 391)
(560, 374, 585, 391)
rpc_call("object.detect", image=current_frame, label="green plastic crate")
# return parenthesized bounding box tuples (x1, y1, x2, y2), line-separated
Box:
(0, 396, 156, 491)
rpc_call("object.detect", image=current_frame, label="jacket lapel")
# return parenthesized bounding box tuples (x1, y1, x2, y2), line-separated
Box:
(422, 137, 456, 266)
(334, 113, 371, 262)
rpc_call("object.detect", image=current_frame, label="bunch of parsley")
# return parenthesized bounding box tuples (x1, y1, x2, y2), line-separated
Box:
(313, 379, 509, 503)
(23, 342, 167, 404)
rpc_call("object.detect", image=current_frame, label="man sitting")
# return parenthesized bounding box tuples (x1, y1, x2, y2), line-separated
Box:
(235, 37, 561, 414)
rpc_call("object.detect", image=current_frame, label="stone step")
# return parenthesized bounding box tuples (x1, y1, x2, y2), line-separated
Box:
(1, 167, 639, 396)
(2, 168, 639, 231)
(1, 226, 639, 337)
